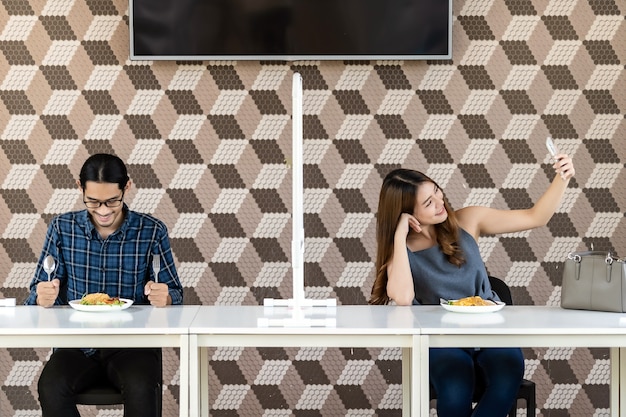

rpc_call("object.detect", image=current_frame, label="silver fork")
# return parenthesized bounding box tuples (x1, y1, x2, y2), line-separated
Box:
(152, 255, 160, 283)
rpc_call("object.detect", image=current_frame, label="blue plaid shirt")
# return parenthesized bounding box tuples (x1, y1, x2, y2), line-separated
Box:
(26, 205, 183, 307)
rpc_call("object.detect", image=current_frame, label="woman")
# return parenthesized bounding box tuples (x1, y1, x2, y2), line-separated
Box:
(370, 152, 575, 416)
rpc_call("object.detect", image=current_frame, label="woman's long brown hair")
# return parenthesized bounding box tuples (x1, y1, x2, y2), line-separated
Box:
(369, 169, 464, 305)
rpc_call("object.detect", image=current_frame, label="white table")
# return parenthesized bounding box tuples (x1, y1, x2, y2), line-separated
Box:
(188, 305, 422, 417)
(0, 305, 200, 417)
(416, 305, 626, 417)
(7, 304, 624, 416)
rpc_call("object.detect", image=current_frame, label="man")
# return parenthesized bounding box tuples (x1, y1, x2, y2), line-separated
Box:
(25, 153, 183, 417)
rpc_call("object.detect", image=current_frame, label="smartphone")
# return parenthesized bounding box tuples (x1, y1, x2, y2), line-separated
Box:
(546, 137, 565, 179)
(546, 137, 558, 158)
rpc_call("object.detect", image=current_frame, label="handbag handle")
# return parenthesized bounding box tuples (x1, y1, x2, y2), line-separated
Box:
(566, 251, 624, 283)
(567, 251, 623, 264)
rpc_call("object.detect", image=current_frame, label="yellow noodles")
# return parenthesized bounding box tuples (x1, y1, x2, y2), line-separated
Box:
(450, 296, 493, 306)
(80, 293, 123, 306)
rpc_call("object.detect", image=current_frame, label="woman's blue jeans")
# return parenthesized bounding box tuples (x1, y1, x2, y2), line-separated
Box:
(430, 347, 525, 417)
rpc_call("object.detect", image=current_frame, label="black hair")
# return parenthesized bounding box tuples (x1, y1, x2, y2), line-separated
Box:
(79, 153, 129, 190)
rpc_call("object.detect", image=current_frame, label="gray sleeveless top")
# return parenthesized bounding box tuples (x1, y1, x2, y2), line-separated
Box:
(407, 228, 498, 305)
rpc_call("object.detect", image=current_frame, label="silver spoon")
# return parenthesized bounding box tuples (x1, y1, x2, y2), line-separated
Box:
(43, 255, 56, 281)
(152, 255, 160, 283)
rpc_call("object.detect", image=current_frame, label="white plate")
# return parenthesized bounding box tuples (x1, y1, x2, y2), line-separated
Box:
(440, 300, 505, 313)
(69, 298, 133, 312)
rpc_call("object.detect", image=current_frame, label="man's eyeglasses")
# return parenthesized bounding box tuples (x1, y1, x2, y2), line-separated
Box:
(83, 194, 124, 209)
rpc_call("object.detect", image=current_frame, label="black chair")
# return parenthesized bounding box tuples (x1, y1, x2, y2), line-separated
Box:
(429, 276, 536, 417)
(75, 349, 163, 416)
(75, 381, 124, 406)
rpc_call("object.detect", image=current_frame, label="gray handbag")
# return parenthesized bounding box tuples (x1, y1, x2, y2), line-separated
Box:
(561, 251, 626, 312)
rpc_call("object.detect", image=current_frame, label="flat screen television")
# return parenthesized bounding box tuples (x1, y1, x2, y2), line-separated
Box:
(129, 0, 452, 61)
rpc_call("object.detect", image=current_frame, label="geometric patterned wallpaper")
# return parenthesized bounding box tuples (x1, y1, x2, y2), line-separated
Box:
(0, 0, 624, 416)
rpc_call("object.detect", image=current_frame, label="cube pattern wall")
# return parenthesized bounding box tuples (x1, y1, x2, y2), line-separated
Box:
(0, 0, 625, 416)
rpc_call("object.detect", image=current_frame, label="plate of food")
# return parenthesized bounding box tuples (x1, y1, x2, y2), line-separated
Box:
(69, 293, 133, 312)
(440, 296, 505, 313)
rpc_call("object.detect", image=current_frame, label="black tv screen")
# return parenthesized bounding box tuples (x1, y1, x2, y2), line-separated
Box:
(130, 0, 452, 61)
